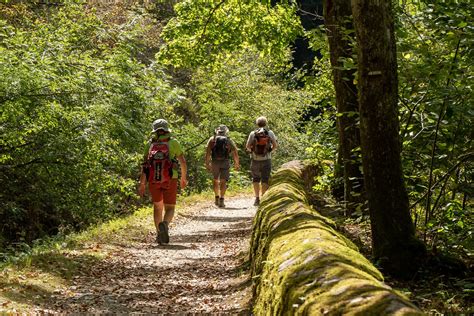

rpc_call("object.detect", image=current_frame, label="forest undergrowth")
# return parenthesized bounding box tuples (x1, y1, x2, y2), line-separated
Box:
(338, 212, 473, 315)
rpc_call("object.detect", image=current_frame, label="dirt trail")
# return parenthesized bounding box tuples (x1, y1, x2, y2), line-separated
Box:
(47, 196, 256, 314)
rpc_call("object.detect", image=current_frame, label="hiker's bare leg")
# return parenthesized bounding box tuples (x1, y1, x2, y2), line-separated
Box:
(219, 179, 227, 198)
(163, 204, 175, 223)
(253, 182, 260, 198)
(213, 179, 220, 196)
(153, 201, 164, 231)
(261, 183, 270, 195)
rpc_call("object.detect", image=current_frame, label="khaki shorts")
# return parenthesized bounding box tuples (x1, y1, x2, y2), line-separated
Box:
(211, 159, 231, 181)
(251, 159, 272, 184)
(149, 179, 178, 204)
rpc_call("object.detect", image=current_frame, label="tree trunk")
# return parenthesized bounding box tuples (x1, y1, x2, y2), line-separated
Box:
(324, 0, 365, 216)
(351, 0, 425, 278)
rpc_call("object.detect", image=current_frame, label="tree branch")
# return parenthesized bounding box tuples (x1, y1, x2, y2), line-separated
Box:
(400, 91, 428, 141)
(194, 0, 227, 48)
(0, 89, 98, 104)
(424, 37, 462, 230)
(410, 152, 473, 210)
(185, 135, 211, 152)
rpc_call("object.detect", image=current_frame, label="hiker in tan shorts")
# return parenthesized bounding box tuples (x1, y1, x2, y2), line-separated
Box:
(246, 117, 278, 206)
(205, 125, 240, 208)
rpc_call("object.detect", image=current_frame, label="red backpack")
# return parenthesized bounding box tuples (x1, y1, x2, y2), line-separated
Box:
(253, 128, 271, 156)
(146, 139, 174, 188)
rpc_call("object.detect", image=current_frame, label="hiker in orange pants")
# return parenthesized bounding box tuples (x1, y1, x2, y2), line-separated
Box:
(139, 119, 188, 244)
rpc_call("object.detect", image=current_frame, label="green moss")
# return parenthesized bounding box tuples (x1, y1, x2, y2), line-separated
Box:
(250, 162, 423, 315)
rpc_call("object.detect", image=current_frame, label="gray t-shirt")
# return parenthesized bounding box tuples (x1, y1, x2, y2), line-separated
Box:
(246, 129, 277, 161)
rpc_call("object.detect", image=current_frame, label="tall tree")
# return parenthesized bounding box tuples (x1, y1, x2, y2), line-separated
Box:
(324, 0, 364, 215)
(351, 0, 425, 277)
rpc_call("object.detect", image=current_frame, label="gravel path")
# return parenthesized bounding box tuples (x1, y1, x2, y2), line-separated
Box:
(47, 196, 256, 314)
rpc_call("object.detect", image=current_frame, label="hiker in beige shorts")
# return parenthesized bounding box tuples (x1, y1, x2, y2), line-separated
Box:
(205, 125, 240, 208)
(246, 117, 278, 206)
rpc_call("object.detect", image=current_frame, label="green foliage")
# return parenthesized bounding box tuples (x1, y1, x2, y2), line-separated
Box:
(158, 0, 303, 68)
(0, 3, 184, 249)
(170, 48, 318, 192)
(153, 0, 322, 194)
(3, 0, 470, 283)
(0, 1, 321, 251)
(396, 0, 473, 257)
(119, 0, 332, 199)
(303, 28, 338, 193)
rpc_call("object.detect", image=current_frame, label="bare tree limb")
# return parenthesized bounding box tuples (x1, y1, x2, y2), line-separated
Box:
(194, 0, 227, 48)
(410, 152, 473, 210)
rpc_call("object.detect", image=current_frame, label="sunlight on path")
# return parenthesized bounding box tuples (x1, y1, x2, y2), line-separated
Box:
(48, 197, 256, 314)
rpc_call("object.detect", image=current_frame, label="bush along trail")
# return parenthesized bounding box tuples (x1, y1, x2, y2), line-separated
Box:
(0, 196, 256, 314)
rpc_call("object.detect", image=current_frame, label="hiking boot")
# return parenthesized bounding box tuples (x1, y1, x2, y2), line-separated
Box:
(253, 197, 260, 206)
(215, 196, 219, 206)
(218, 197, 225, 208)
(158, 221, 169, 244)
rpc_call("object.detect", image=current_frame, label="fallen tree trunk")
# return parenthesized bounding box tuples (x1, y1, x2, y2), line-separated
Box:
(250, 161, 422, 315)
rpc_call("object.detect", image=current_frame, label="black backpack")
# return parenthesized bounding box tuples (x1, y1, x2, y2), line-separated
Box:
(211, 135, 230, 160)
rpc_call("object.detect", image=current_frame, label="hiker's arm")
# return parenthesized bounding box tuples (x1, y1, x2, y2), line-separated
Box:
(245, 133, 253, 152)
(232, 143, 240, 171)
(138, 142, 150, 197)
(270, 132, 278, 152)
(138, 144, 150, 197)
(177, 154, 188, 189)
(271, 137, 278, 152)
(138, 167, 147, 197)
(205, 141, 212, 171)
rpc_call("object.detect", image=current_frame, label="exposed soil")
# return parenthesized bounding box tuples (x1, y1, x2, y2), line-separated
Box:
(30, 197, 256, 314)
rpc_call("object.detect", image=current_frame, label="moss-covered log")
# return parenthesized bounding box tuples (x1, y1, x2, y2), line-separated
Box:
(250, 161, 422, 315)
